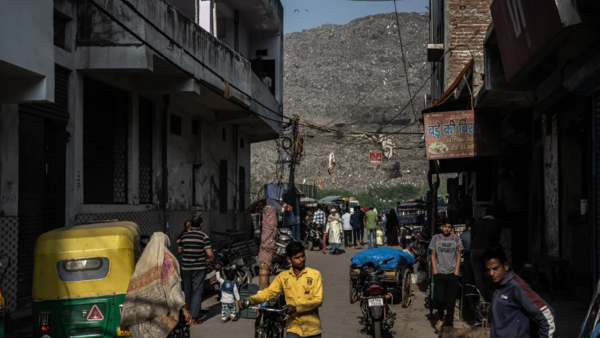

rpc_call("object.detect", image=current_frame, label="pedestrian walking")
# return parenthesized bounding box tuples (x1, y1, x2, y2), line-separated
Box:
(386, 210, 400, 246)
(121, 233, 193, 337)
(471, 207, 502, 302)
(216, 269, 240, 323)
(365, 205, 378, 249)
(177, 220, 193, 244)
(350, 208, 363, 249)
(485, 248, 555, 338)
(342, 209, 353, 248)
(259, 205, 279, 285)
(178, 217, 218, 324)
(239, 242, 323, 338)
(313, 204, 327, 250)
(327, 207, 343, 254)
(431, 223, 463, 333)
(358, 207, 366, 246)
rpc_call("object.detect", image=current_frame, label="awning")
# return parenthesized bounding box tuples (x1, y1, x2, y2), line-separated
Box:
(432, 60, 473, 108)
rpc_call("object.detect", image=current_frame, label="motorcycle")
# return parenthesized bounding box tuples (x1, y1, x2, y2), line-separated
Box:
(301, 222, 321, 251)
(409, 228, 430, 270)
(271, 227, 294, 275)
(356, 257, 396, 338)
(0, 254, 10, 338)
(399, 225, 415, 250)
(214, 245, 252, 298)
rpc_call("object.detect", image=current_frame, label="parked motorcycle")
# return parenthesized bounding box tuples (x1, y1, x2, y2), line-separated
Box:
(399, 225, 415, 250)
(217, 245, 252, 291)
(302, 222, 321, 251)
(271, 228, 294, 275)
(409, 228, 430, 271)
(0, 254, 11, 338)
(356, 257, 397, 338)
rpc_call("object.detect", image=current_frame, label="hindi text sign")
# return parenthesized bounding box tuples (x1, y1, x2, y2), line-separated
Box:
(369, 150, 382, 163)
(424, 110, 499, 160)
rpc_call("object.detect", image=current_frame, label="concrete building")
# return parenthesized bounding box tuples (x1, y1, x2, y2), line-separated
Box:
(427, 0, 493, 104)
(424, 0, 600, 306)
(0, 0, 283, 314)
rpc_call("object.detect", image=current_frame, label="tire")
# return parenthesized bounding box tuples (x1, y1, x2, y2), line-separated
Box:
(304, 240, 313, 251)
(349, 278, 358, 304)
(373, 320, 383, 338)
(236, 268, 252, 289)
(402, 268, 412, 308)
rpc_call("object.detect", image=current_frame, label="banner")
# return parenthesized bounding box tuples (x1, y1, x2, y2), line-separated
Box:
(369, 150, 382, 163)
(424, 110, 500, 160)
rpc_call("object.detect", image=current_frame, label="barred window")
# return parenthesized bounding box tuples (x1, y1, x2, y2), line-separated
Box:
(219, 160, 228, 213)
(139, 98, 153, 204)
(83, 77, 129, 204)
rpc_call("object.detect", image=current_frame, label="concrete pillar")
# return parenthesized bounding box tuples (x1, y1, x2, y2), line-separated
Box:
(543, 114, 559, 257)
(0, 104, 19, 216)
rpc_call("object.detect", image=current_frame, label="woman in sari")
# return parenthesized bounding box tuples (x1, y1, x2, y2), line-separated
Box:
(121, 233, 193, 338)
(386, 210, 400, 246)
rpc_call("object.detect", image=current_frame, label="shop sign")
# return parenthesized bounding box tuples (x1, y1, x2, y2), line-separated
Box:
(424, 110, 500, 160)
(369, 150, 382, 163)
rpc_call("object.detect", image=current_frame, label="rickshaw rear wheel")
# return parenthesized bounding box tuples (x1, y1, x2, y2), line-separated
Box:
(402, 268, 412, 308)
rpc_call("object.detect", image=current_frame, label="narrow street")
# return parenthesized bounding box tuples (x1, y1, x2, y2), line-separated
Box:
(193, 249, 436, 338)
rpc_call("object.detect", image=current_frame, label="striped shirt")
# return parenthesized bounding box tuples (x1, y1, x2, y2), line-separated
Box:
(178, 229, 212, 271)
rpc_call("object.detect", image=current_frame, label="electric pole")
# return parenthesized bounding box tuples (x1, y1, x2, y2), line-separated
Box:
(286, 115, 301, 240)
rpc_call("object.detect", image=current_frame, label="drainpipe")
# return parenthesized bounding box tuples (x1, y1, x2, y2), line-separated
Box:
(162, 95, 170, 234)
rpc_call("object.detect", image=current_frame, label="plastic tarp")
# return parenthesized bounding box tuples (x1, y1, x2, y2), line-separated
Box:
(265, 183, 287, 199)
(351, 247, 416, 269)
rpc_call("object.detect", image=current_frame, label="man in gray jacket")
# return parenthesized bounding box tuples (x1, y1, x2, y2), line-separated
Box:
(485, 249, 555, 337)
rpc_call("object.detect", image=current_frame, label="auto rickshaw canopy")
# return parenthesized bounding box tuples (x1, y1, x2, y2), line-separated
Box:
(32, 221, 141, 301)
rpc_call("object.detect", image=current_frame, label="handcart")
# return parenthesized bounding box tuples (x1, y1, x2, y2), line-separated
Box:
(349, 248, 415, 308)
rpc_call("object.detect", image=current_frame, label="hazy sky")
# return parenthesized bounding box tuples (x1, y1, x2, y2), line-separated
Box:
(281, 0, 429, 33)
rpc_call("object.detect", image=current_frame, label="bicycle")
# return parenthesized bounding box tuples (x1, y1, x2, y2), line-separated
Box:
(465, 284, 491, 328)
(240, 300, 288, 338)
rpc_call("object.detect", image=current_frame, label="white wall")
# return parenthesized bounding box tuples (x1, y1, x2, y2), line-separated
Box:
(199, 0, 213, 34)
(0, 0, 54, 103)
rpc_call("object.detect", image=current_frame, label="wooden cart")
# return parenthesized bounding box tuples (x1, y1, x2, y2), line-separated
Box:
(349, 264, 413, 308)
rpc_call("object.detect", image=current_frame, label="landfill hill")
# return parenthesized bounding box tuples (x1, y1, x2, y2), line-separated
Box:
(252, 12, 431, 193)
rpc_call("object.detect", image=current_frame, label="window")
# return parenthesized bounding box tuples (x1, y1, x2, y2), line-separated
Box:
(57, 257, 110, 282)
(83, 77, 129, 204)
(239, 166, 246, 211)
(170, 114, 182, 135)
(54, 11, 70, 51)
(139, 97, 153, 204)
(219, 160, 228, 213)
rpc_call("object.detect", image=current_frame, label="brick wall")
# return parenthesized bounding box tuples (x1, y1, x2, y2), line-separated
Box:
(446, 0, 493, 92)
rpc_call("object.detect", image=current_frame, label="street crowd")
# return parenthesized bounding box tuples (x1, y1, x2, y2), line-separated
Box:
(116, 205, 557, 338)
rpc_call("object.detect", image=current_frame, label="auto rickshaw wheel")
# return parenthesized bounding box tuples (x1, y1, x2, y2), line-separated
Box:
(402, 268, 412, 308)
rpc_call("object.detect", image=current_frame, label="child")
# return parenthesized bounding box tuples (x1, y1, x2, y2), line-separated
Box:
(216, 269, 240, 323)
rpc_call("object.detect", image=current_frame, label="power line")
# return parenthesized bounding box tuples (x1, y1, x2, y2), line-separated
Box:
(392, 0, 418, 123)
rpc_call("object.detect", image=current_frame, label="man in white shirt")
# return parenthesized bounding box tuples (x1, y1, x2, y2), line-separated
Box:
(342, 210, 353, 248)
(261, 72, 273, 91)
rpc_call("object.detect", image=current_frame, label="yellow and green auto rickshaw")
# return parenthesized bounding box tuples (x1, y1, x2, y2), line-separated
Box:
(32, 221, 145, 338)
(0, 254, 11, 338)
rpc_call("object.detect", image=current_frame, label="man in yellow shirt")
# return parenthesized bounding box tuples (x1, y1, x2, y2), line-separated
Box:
(238, 242, 323, 338)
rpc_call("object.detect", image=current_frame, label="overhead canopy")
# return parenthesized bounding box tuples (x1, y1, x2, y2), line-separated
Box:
(318, 196, 342, 204)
